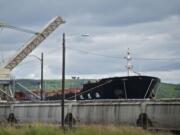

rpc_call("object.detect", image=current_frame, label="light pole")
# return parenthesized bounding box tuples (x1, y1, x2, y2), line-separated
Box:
(61, 33, 65, 128)
(29, 53, 44, 101)
(41, 53, 43, 101)
(61, 33, 89, 128)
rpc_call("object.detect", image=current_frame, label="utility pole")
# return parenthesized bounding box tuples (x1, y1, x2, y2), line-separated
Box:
(41, 52, 44, 101)
(61, 33, 65, 128)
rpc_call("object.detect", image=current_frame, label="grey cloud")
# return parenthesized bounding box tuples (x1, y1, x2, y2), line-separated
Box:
(1, 0, 180, 83)
(1, 0, 180, 26)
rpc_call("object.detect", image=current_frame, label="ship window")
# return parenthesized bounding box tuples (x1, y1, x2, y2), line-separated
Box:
(80, 94, 84, 100)
(114, 89, 123, 97)
(87, 93, 92, 99)
(95, 92, 100, 98)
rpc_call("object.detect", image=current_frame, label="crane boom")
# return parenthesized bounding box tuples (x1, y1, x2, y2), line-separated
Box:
(3, 16, 64, 71)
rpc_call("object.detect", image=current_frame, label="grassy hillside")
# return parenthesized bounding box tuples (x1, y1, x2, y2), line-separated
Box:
(156, 83, 180, 98)
(15, 79, 180, 98)
(15, 79, 93, 91)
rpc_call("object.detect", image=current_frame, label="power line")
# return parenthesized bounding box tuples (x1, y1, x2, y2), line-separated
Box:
(0, 22, 38, 34)
(66, 46, 180, 61)
(134, 57, 180, 61)
(66, 46, 124, 59)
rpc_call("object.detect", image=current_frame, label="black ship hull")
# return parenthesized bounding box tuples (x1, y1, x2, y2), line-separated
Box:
(47, 76, 160, 100)
(80, 76, 160, 99)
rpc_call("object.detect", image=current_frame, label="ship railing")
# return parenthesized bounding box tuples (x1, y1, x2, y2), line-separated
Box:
(65, 80, 112, 100)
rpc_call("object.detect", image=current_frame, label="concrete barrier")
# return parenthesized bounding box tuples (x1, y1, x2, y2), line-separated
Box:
(0, 99, 179, 130)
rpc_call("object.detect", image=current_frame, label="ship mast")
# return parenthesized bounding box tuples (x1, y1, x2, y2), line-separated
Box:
(124, 48, 133, 76)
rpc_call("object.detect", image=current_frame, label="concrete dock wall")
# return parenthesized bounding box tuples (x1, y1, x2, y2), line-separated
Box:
(0, 99, 179, 130)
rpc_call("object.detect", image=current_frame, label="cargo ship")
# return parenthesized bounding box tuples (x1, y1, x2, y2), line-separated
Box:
(47, 49, 160, 100)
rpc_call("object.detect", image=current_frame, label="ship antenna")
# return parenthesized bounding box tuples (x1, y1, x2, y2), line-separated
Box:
(124, 48, 133, 76)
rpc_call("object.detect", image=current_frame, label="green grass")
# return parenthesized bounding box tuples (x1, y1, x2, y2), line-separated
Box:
(0, 124, 63, 135)
(0, 124, 173, 135)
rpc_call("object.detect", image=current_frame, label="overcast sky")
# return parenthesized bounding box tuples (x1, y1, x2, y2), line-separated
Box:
(0, 0, 180, 84)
